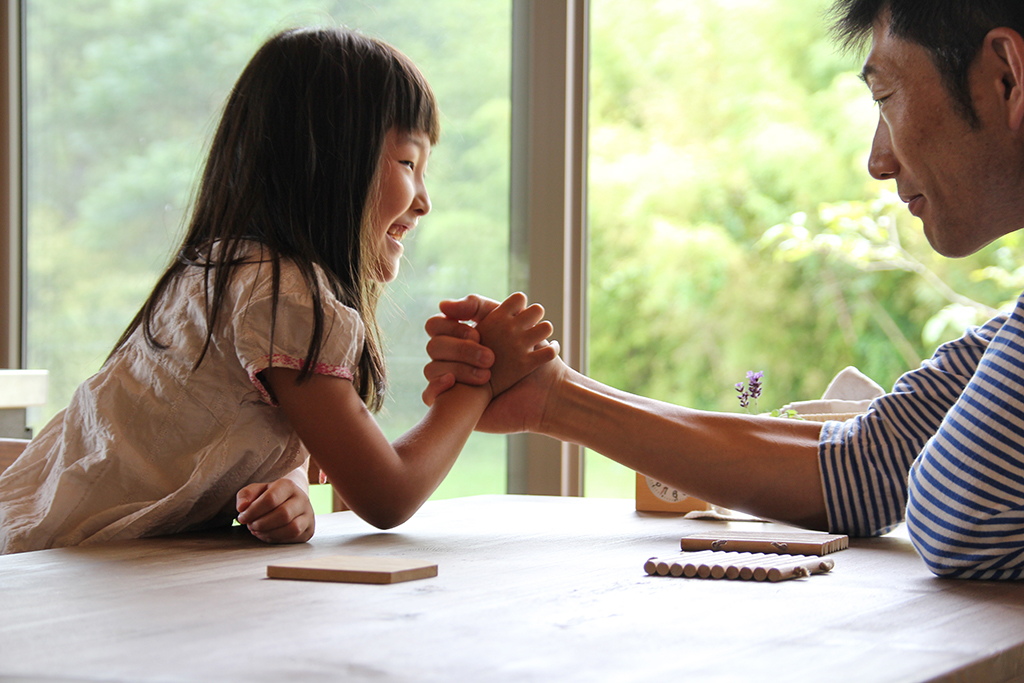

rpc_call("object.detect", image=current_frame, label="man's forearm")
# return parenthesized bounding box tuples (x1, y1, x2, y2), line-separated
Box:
(541, 369, 830, 529)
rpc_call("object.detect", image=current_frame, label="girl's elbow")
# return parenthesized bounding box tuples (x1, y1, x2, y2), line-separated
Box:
(354, 501, 418, 530)
(331, 479, 422, 530)
(364, 513, 407, 531)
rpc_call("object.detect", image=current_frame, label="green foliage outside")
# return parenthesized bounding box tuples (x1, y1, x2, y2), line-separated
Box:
(584, 0, 1024, 497)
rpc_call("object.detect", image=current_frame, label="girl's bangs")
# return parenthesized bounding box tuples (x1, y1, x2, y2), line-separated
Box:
(390, 53, 440, 145)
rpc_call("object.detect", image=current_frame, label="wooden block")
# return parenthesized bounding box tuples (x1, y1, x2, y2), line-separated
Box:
(267, 555, 437, 584)
(635, 473, 712, 513)
(679, 530, 849, 556)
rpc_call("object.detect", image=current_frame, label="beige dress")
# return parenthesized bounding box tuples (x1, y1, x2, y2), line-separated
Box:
(0, 245, 363, 553)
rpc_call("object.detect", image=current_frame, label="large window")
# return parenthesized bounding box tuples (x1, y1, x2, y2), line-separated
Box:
(22, 0, 1024, 505)
(24, 1, 512, 506)
(583, 0, 1024, 496)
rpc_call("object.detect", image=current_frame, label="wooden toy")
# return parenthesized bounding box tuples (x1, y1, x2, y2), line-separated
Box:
(678, 530, 849, 556)
(267, 555, 437, 584)
(645, 550, 834, 582)
(634, 473, 711, 513)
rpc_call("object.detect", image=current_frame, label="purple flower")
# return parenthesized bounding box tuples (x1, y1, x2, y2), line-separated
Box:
(746, 371, 764, 401)
(736, 371, 764, 413)
(735, 381, 750, 409)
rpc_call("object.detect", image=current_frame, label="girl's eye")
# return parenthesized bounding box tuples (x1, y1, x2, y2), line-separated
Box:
(400, 160, 416, 170)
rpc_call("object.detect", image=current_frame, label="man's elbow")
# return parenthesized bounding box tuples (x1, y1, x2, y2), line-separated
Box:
(905, 505, 1016, 579)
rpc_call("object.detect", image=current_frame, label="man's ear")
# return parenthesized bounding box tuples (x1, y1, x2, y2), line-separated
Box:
(986, 27, 1024, 131)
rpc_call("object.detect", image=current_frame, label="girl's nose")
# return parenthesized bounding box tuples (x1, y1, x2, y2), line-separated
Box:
(414, 183, 431, 216)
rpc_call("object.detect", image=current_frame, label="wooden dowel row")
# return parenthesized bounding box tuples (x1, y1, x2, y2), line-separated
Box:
(645, 551, 835, 582)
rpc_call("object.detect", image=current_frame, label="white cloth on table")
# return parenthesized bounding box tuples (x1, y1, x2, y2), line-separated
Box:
(783, 366, 885, 416)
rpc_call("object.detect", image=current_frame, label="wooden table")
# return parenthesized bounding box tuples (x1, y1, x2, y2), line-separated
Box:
(2, 495, 1024, 683)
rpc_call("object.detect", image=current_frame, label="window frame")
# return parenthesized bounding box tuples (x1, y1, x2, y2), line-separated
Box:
(3, 0, 589, 496)
(508, 0, 589, 496)
(1, 0, 21, 371)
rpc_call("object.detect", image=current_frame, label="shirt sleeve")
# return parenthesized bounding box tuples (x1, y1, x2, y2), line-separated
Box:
(230, 259, 364, 405)
(818, 312, 1006, 539)
(905, 299, 1024, 579)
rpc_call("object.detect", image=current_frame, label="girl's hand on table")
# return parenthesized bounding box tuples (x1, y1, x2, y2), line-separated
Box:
(236, 477, 315, 544)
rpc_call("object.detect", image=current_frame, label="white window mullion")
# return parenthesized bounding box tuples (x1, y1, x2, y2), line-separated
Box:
(509, 0, 589, 496)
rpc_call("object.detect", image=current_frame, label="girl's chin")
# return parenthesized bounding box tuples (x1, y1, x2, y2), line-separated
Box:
(372, 260, 401, 283)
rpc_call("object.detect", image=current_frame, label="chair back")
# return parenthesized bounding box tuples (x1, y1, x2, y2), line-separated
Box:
(0, 438, 29, 474)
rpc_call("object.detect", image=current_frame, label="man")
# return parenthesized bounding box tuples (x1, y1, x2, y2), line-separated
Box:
(423, 0, 1024, 580)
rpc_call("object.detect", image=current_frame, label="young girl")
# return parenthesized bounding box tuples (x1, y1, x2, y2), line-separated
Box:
(0, 27, 555, 554)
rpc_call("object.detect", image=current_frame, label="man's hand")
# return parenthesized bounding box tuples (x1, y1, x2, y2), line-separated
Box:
(236, 478, 315, 544)
(471, 349, 567, 433)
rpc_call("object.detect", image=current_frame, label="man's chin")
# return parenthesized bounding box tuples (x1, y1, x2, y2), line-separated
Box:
(923, 224, 988, 259)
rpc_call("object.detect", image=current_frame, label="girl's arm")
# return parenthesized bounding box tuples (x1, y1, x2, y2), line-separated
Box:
(262, 293, 555, 529)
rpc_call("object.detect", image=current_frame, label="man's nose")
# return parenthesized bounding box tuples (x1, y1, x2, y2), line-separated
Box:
(867, 117, 898, 180)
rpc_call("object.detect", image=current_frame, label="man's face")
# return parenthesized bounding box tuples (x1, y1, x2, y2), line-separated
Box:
(863, 18, 1020, 257)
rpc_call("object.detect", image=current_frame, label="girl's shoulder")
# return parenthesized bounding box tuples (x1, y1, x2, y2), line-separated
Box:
(225, 242, 365, 374)
(183, 240, 363, 341)
(228, 241, 353, 314)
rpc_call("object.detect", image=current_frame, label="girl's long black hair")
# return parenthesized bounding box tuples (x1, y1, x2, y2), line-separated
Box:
(111, 27, 440, 412)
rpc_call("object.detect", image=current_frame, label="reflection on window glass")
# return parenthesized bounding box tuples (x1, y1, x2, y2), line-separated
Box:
(25, 2, 512, 509)
(585, 0, 1024, 497)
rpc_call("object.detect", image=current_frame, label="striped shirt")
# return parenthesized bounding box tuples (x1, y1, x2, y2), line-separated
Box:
(820, 294, 1024, 579)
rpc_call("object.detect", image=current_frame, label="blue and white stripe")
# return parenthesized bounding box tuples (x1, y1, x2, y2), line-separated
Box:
(819, 303, 1024, 579)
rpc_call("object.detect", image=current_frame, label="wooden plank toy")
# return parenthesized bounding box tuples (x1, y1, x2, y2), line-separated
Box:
(679, 530, 848, 556)
(645, 551, 835, 582)
(267, 555, 437, 584)
(635, 473, 712, 513)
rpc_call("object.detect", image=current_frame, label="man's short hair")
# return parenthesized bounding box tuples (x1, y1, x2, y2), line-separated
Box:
(830, 0, 1024, 126)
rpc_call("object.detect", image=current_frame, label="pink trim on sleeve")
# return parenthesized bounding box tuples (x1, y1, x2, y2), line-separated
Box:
(247, 353, 355, 405)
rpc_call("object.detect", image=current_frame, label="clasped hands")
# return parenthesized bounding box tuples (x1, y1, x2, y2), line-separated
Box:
(422, 293, 567, 433)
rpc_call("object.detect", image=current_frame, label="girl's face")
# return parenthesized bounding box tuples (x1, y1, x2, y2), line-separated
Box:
(370, 128, 432, 282)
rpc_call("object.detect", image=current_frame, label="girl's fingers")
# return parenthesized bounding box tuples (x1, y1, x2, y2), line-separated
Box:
(241, 482, 315, 544)
(421, 373, 457, 407)
(522, 322, 555, 348)
(527, 342, 560, 364)
(237, 479, 293, 523)
(424, 313, 481, 343)
(423, 360, 491, 386)
(514, 303, 546, 328)
(437, 295, 501, 324)
(493, 292, 528, 317)
(425, 335, 494, 371)
(249, 509, 314, 543)
(247, 498, 299, 532)
(236, 482, 270, 520)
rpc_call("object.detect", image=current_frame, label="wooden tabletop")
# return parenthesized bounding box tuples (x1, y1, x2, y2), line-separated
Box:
(2, 495, 1024, 683)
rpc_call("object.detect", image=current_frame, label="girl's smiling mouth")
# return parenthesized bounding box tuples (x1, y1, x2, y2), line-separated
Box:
(388, 224, 412, 242)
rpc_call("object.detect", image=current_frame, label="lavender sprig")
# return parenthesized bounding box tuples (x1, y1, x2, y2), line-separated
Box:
(736, 370, 764, 414)
(735, 381, 750, 409)
(735, 370, 802, 419)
